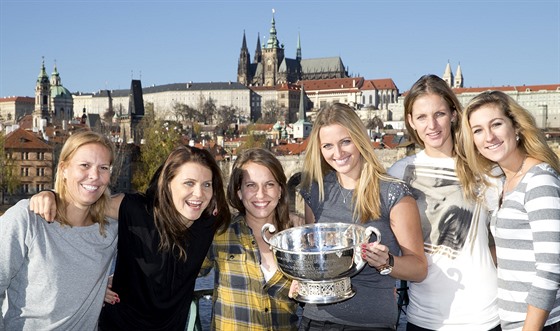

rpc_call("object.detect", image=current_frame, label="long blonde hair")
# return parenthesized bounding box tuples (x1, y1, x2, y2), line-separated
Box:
(301, 103, 395, 223)
(459, 90, 560, 200)
(54, 130, 114, 234)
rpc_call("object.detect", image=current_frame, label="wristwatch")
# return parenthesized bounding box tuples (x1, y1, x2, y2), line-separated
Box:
(378, 253, 394, 275)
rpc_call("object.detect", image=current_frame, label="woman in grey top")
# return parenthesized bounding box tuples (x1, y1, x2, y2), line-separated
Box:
(297, 103, 427, 330)
(0, 130, 118, 330)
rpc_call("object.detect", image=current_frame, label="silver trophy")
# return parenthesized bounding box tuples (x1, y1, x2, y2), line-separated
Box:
(262, 222, 381, 304)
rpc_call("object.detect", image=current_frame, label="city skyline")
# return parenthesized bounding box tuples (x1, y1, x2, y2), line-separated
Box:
(1, 0, 559, 98)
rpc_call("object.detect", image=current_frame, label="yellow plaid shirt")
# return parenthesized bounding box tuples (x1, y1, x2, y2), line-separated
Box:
(199, 215, 299, 330)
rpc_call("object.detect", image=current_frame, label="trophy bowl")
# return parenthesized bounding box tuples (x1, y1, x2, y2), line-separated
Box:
(262, 222, 380, 304)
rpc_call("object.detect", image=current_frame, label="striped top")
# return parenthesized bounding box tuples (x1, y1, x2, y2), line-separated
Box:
(491, 163, 560, 330)
(199, 215, 299, 331)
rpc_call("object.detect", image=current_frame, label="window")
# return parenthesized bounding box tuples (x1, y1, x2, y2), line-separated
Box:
(21, 167, 29, 177)
(23, 184, 29, 193)
(37, 152, 44, 160)
(36, 168, 45, 176)
(22, 152, 29, 160)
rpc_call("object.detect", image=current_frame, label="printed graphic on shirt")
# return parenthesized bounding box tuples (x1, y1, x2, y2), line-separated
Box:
(403, 164, 475, 259)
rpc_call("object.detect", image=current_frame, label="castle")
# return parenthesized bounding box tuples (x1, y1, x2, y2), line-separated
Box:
(237, 12, 348, 87)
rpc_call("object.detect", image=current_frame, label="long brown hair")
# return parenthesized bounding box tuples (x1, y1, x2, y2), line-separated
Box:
(151, 145, 230, 260)
(227, 148, 290, 232)
(54, 130, 114, 235)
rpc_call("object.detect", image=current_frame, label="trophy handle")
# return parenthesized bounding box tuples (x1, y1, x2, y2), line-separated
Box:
(261, 223, 276, 245)
(365, 226, 381, 244)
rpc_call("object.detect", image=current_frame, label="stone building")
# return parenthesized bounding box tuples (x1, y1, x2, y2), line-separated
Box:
(3, 127, 53, 203)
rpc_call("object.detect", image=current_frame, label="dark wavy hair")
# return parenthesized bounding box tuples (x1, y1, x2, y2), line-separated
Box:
(227, 148, 290, 232)
(148, 145, 230, 260)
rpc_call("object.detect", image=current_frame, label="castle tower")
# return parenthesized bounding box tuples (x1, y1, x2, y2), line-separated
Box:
(254, 32, 262, 63)
(262, 10, 284, 86)
(237, 31, 251, 86)
(442, 61, 454, 87)
(33, 58, 51, 130)
(296, 32, 302, 62)
(454, 62, 463, 88)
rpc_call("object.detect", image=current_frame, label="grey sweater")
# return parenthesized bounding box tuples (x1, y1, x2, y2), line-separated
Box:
(0, 199, 118, 331)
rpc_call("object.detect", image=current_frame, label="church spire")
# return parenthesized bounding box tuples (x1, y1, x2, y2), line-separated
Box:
(254, 32, 262, 63)
(237, 30, 251, 85)
(33, 57, 51, 129)
(442, 60, 454, 87)
(241, 30, 248, 50)
(298, 84, 306, 121)
(51, 62, 62, 86)
(296, 32, 302, 61)
(454, 62, 463, 88)
(266, 9, 280, 49)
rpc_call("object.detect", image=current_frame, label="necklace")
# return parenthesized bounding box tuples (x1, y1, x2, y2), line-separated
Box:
(500, 154, 527, 207)
(338, 182, 353, 204)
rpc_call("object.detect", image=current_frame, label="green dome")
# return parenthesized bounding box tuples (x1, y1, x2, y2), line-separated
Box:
(51, 85, 72, 99)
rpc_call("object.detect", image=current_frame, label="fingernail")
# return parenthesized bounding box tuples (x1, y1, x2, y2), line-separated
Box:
(111, 301, 115, 304)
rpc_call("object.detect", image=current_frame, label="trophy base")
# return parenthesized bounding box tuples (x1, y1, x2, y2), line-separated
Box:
(294, 277, 354, 304)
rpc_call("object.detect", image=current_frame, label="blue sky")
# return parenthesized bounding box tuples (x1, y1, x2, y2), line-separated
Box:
(1, 0, 559, 98)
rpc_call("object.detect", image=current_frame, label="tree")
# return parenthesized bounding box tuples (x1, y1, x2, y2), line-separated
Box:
(260, 100, 285, 124)
(197, 96, 216, 125)
(0, 131, 19, 204)
(236, 134, 267, 154)
(214, 105, 238, 136)
(170, 102, 200, 125)
(131, 108, 182, 192)
(103, 107, 115, 124)
(367, 116, 384, 131)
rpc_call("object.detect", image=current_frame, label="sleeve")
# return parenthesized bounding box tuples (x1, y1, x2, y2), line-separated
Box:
(198, 247, 215, 277)
(0, 201, 34, 324)
(387, 180, 414, 210)
(524, 169, 560, 311)
(387, 158, 407, 180)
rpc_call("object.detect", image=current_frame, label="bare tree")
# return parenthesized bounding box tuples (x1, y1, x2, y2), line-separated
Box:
(260, 100, 285, 124)
(197, 96, 216, 125)
(214, 105, 238, 136)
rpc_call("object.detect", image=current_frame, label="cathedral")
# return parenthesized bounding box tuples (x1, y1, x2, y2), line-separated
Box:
(32, 59, 74, 130)
(237, 13, 349, 87)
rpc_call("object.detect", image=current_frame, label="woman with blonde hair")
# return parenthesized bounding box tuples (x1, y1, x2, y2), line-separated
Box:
(298, 102, 427, 330)
(1, 130, 118, 330)
(459, 90, 560, 331)
(30, 145, 231, 330)
(389, 75, 500, 330)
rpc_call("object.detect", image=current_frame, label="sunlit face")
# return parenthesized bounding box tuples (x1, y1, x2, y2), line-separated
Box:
(319, 124, 362, 180)
(169, 162, 213, 223)
(408, 94, 457, 156)
(468, 104, 517, 165)
(237, 162, 281, 223)
(62, 143, 112, 210)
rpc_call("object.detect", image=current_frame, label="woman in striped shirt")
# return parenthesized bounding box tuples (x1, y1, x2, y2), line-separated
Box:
(459, 90, 560, 331)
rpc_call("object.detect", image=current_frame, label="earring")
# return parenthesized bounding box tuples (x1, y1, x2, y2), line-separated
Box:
(516, 134, 520, 142)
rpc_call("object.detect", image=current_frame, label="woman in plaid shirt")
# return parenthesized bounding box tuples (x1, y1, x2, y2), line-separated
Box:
(199, 148, 299, 330)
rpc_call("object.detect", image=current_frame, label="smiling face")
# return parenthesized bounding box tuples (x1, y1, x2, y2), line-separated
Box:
(62, 143, 112, 210)
(237, 162, 281, 224)
(468, 104, 518, 165)
(408, 93, 457, 157)
(318, 124, 362, 181)
(169, 162, 213, 222)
